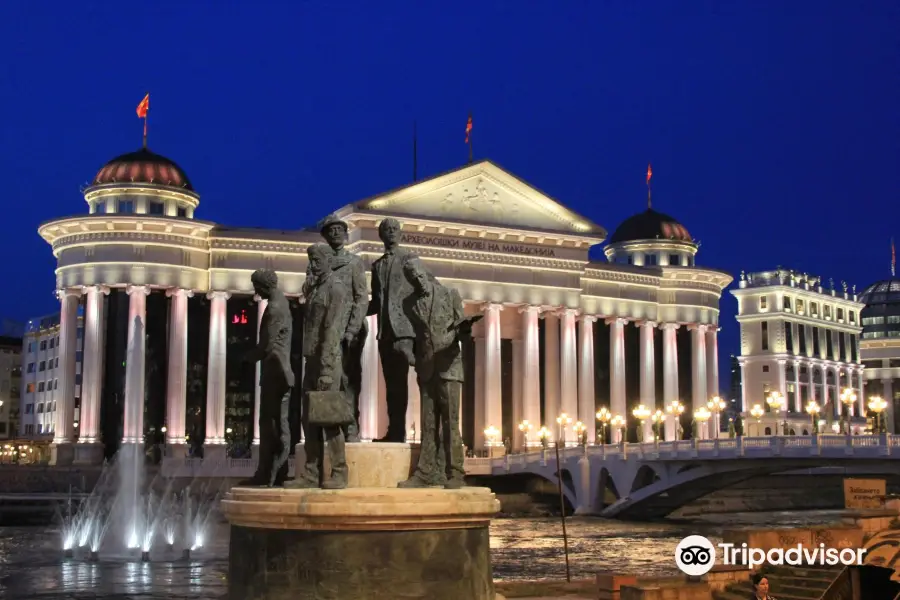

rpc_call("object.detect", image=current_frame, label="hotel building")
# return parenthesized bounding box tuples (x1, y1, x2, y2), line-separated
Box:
(858, 277, 900, 433)
(37, 145, 731, 465)
(0, 336, 22, 439)
(732, 269, 865, 435)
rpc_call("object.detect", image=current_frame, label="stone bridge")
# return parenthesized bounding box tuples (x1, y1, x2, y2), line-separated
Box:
(477, 434, 900, 519)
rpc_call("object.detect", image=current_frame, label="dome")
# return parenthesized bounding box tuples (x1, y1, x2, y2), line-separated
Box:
(859, 278, 900, 339)
(608, 208, 692, 245)
(90, 148, 194, 191)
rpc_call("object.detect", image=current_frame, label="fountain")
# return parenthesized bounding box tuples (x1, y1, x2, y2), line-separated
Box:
(57, 444, 228, 563)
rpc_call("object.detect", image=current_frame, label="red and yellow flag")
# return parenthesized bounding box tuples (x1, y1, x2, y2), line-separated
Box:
(465, 114, 473, 144)
(136, 94, 149, 119)
(646, 163, 652, 186)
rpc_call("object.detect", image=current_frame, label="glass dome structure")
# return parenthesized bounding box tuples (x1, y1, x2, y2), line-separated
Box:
(859, 278, 900, 339)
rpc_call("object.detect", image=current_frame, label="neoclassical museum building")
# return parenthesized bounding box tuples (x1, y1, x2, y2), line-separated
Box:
(38, 144, 731, 464)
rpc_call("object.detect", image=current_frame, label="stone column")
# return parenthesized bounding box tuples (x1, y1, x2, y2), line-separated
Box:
(706, 326, 719, 398)
(359, 314, 379, 441)
(511, 339, 524, 449)
(558, 308, 578, 426)
(473, 336, 486, 448)
(794, 361, 803, 412)
(578, 315, 596, 445)
(519, 306, 541, 446)
(739, 361, 748, 412)
(78, 285, 108, 448)
(204, 291, 230, 455)
(776, 359, 787, 403)
(883, 378, 895, 434)
(50, 287, 82, 466)
(689, 325, 708, 417)
(821, 365, 831, 417)
(252, 296, 268, 448)
(123, 285, 150, 445)
(543, 310, 560, 430)
(857, 369, 865, 418)
(638, 320, 656, 442)
(661, 323, 680, 441)
(607, 317, 627, 443)
(482, 303, 503, 449)
(165, 288, 192, 457)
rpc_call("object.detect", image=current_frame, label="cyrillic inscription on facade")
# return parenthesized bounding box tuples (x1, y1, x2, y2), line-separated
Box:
(400, 233, 556, 257)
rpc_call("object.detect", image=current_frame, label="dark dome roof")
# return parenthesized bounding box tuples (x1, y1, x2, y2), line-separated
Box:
(859, 278, 900, 305)
(608, 208, 692, 244)
(91, 148, 193, 191)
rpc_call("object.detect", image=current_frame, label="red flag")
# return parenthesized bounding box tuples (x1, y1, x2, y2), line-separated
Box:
(136, 94, 149, 119)
(646, 163, 652, 186)
(465, 114, 473, 144)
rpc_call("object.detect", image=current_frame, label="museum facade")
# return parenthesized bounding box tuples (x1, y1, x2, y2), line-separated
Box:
(37, 146, 731, 464)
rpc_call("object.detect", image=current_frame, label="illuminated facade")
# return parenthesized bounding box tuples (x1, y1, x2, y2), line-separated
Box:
(38, 147, 731, 464)
(0, 336, 22, 439)
(732, 269, 865, 435)
(858, 278, 900, 433)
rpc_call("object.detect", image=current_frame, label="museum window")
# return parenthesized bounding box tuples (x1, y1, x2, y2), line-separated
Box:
(148, 201, 165, 215)
(798, 326, 807, 354)
(826, 331, 834, 358)
(813, 327, 820, 356)
(645, 254, 657, 266)
(784, 322, 794, 353)
(810, 303, 818, 317)
(119, 199, 134, 214)
(837, 308, 844, 321)
(824, 305, 831, 319)
(39, 340, 47, 351)
(849, 311, 856, 324)
(177, 206, 188, 218)
(93, 201, 105, 214)
(669, 254, 680, 266)
(761, 321, 768, 351)
(839, 334, 847, 362)
(759, 296, 767, 310)
(784, 297, 792, 312)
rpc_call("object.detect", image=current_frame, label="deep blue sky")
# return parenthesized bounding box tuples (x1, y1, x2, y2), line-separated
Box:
(1, 2, 898, 387)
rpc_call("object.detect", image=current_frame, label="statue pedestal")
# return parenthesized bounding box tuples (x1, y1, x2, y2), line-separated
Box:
(293, 441, 421, 487)
(221, 486, 499, 599)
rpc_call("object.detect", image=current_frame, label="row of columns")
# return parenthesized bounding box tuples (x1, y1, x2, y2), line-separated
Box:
(471, 303, 719, 448)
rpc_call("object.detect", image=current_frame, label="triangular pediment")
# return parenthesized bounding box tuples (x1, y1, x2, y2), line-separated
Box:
(352, 160, 605, 237)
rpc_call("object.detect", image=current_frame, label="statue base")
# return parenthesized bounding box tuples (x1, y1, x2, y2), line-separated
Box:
(221, 486, 499, 599)
(293, 441, 421, 488)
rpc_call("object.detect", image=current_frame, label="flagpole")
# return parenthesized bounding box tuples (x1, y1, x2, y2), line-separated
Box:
(142, 92, 148, 149)
(892, 237, 895, 277)
(413, 120, 418, 182)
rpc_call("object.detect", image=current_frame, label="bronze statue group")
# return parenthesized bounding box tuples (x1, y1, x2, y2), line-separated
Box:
(241, 215, 480, 491)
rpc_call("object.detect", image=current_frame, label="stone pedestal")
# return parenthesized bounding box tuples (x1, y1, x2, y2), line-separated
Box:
(202, 444, 227, 460)
(221, 444, 500, 599)
(294, 442, 421, 487)
(73, 443, 105, 465)
(50, 442, 74, 466)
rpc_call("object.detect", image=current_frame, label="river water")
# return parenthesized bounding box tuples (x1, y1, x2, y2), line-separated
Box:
(0, 510, 847, 599)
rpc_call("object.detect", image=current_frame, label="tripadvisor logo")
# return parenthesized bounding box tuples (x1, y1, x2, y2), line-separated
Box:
(675, 535, 867, 575)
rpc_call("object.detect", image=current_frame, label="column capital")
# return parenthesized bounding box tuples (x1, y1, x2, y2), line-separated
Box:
(635, 320, 658, 329)
(579, 314, 598, 324)
(659, 322, 680, 331)
(166, 287, 194, 299)
(56, 287, 84, 300)
(555, 307, 579, 318)
(705, 325, 720, 334)
(207, 290, 232, 301)
(83, 285, 110, 296)
(480, 302, 504, 314)
(605, 316, 628, 326)
(687, 323, 709, 333)
(517, 304, 542, 316)
(125, 284, 150, 297)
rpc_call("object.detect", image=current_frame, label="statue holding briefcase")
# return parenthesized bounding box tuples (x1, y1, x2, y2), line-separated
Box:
(287, 243, 353, 489)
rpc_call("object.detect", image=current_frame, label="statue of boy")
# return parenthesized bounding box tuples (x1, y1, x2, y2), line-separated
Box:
(241, 268, 294, 487)
(288, 243, 350, 489)
(398, 259, 481, 489)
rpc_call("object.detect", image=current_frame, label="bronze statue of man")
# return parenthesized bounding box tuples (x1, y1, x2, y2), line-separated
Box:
(368, 217, 418, 442)
(241, 269, 294, 487)
(398, 259, 480, 489)
(313, 213, 368, 442)
(288, 243, 350, 489)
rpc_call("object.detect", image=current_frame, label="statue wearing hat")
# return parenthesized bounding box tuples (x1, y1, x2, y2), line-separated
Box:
(303, 213, 369, 442)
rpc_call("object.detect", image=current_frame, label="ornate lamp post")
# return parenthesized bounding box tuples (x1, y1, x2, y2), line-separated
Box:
(868, 396, 887, 434)
(518, 420, 533, 450)
(766, 392, 785, 436)
(483, 425, 500, 454)
(707, 396, 726, 439)
(750, 404, 765, 436)
(666, 400, 685, 440)
(556, 413, 573, 447)
(595, 407, 611, 445)
(693, 406, 712, 440)
(840, 388, 857, 435)
(537, 426, 551, 450)
(633, 404, 651, 442)
(651, 409, 666, 442)
(573, 421, 586, 447)
(806, 401, 820, 435)
(610, 415, 626, 444)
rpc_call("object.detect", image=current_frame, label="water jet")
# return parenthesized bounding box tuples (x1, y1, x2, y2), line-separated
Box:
(89, 550, 99, 562)
(141, 550, 151, 562)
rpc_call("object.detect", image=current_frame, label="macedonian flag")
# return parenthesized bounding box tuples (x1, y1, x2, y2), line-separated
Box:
(137, 94, 149, 119)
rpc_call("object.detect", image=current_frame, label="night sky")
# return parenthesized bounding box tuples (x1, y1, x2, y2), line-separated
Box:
(1, 2, 897, 391)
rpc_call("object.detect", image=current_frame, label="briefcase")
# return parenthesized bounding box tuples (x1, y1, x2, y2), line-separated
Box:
(307, 390, 354, 426)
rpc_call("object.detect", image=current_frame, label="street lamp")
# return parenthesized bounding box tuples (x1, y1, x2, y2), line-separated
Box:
(573, 421, 586, 446)
(518, 420, 533, 450)
(750, 404, 765, 436)
(840, 388, 857, 435)
(806, 401, 820, 435)
(868, 396, 887, 434)
(556, 413, 573, 446)
(483, 425, 500, 451)
(693, 406, 712, 439)
(707, 396, 727, 439)
(651, 410, 666, 442)
(633, 404, 651, 442)
(766, 392, 785, 436)
(537, 426, 551, 449)
(596, 407, 611, 444)
(610, 415, 626, 444)
(666, 400, 685, 440)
